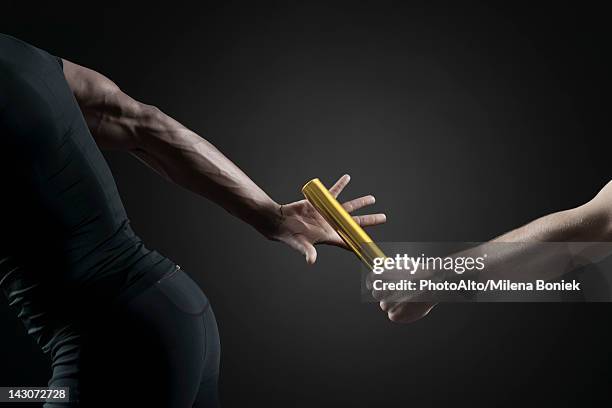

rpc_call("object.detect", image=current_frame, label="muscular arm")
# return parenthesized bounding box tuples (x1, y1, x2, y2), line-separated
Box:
(62, 59, 282, 236)
(60, 59, 386, 263)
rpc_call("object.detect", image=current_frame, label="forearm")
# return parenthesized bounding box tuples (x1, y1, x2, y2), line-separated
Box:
(473, 186, 612, 281)
(77, 81, 282, 237)
(492, 204, 608, 243)
(128, 106, 282, 236)
(381, 185, 612, 310)
(61, 59, 386, 264)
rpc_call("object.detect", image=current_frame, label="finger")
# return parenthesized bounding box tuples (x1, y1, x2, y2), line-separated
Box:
(372, 271, 423, 302)
(365, 272, 378, 290)
(323, 233, 348, 249)
(367, 273, 395, 298)
(387, 302, 437, 324)
(353, 213, 387, 227)
(304, 243, 318, 264)
(329, 174, 351, 198)
(380, 300, 394, 312)
(382, 287, 416, 303)
(286, 236, 318, 265)
(342, 195, 375, 213)
(297, 236, 318, 264)
(373, 283, 412, 302)
(371, 281, 390, 301)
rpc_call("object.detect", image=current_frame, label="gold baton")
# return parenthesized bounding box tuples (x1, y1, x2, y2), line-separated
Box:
(302, 178, 386, 270)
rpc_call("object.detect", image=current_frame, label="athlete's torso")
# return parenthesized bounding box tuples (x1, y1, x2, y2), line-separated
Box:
(0, 34, 174, 352)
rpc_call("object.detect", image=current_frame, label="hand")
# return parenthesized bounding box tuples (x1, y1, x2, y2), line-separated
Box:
(271, 174, 386, 264)
(367, 263, 437, 324)
(379, 301, 437, 323)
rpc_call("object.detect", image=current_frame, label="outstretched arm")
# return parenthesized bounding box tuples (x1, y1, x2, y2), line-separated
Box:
(61, 59, 386, 263)
(491, 183, 611, 243)
(377, 181, 612, 323)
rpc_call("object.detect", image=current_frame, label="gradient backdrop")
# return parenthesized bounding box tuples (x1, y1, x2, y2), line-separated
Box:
(2, 2, 611, 407)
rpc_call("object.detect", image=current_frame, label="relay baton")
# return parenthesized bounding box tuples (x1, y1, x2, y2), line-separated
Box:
(302, 178, 386, 270)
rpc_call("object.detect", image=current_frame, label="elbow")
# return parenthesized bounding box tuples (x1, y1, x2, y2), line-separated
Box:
(124, 103, 163, 151)
(577, 180, 612, 241)
(594, 180, 612, 240)
(139, 103, 163, 124)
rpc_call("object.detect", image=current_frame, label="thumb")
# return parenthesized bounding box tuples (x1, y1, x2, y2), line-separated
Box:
(298, 236, 318, 264)
(285, 235, 318, 264)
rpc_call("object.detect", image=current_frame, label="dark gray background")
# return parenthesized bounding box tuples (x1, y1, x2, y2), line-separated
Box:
(2, 2, 611, 407)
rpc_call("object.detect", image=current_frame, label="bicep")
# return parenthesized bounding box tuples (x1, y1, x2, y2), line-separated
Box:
(60, 59, 143, 150)
(61, 59, 119, 108)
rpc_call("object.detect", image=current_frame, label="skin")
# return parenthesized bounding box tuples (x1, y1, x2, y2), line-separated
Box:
(376, 180, 612, 323)
(60, 59, 386, 264)
(60, 59, 612, 325)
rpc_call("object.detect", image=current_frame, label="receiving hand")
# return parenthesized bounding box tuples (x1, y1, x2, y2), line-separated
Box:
(272, 174, 386, 264)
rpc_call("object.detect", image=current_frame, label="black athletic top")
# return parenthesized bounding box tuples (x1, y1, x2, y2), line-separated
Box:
(0, 34, 175, 353)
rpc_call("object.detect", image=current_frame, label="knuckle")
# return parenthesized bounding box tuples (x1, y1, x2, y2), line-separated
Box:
(388, 310, 402, 322)
(387, 304, 408, 323)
